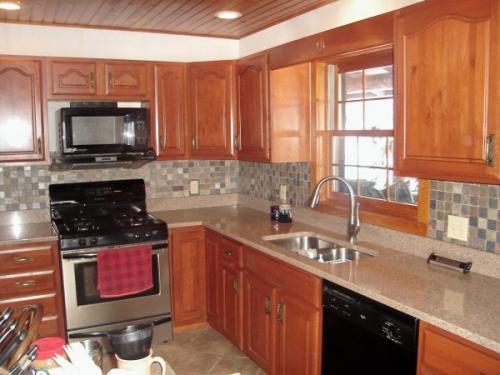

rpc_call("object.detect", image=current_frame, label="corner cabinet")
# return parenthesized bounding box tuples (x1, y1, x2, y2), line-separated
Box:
(188, 61, 236, 159)
(155, 64, 188, 159)
(169, 226, 207, 331)
(417, 322, 500, 374)
(0, 58, 46, 163)
(237, 54, 270, 162)
(394, 0, 500, 183)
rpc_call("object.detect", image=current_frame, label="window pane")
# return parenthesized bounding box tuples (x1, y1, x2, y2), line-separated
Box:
(365, 98, 393, 130)
(332, 165, 357, 194)
(339, 70, 363, 101)
(388, 172, 419, 205)
(365, 65, 393, 98)
(358, 167, 387, 199)
(358, 137, 387, 167)
(338, 101, 363, 130)
(333, 136, 357, 166)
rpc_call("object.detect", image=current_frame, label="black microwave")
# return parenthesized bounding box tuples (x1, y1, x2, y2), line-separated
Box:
(59, 107, 151, 155)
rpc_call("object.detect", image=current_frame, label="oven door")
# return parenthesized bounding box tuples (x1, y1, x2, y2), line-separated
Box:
(61, 243, 170, 331)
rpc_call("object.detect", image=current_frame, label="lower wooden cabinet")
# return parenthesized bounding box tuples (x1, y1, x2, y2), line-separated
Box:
(169, 226, 207, 330)
(220, 262, 242, 347)
(417, 322, 500, 375)
(0, 241, 65, 338)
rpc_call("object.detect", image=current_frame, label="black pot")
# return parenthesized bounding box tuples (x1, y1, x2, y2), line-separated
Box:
(108, 323, 153, 360)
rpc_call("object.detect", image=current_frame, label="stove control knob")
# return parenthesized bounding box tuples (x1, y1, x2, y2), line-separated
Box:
(78, 238, 86, 247)
(134, 233, 140, 239)
(144, 232, 151, 239)
(90, 237, 97, 245)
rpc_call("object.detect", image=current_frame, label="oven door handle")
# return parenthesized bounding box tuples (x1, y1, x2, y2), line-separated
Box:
(68, 316, 172, 339)
(62, 248, 165, 260)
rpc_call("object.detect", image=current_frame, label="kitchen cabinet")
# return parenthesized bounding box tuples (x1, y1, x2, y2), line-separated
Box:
(244, 247, 322, 375)
(417, 321, 500, 374)
(188, 61, 236, 159)
(0, 57, 46, 163)
(169, 226, 207, 331)
(205, 229, 243, 347)
(155, 64, 188, 159)
(394, 0, 500, 183)
(47, 58, 151, 100)
(237, 54, 270, 162)
(0, 241, 65, 338)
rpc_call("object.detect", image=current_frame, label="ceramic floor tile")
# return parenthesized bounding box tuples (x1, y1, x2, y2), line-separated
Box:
(209, 355, 261, 375)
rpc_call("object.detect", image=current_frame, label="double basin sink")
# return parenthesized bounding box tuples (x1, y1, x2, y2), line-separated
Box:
(263, 232, 373, 264)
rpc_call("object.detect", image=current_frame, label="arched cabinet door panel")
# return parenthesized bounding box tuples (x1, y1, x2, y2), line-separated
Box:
(0, 59, 45, 162)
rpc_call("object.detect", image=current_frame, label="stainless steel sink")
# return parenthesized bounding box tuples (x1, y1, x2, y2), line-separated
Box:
(263, 233, 373, 264)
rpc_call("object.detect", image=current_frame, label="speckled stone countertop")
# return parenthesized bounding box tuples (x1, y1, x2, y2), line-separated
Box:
(0, 222, 56, 246)
(153, 206, 500, 354)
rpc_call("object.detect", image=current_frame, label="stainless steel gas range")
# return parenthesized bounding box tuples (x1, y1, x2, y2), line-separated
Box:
(49, 179, 172, 347)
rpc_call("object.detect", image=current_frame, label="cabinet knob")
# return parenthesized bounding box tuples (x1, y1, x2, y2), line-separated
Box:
(14, 256, 33, 263)
(277, 303, 284, 323)
(486, 134, 495, 166)
(192, 136, 196, 152)
(224, 249, 233, 256)
(16, 280, 36, 288)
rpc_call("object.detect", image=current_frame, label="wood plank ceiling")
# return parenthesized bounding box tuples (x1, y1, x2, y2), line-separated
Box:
(0, 0, 337, 39)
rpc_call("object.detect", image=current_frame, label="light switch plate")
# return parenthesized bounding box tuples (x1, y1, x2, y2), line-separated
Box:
(190, 180, 199, 195)
(447, 215, 468, 242)
(279, 184, 287, 202)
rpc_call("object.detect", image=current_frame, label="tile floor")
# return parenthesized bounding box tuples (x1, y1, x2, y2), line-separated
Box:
(104, 326, 264, 375)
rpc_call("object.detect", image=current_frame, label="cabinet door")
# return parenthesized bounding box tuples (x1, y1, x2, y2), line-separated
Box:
(394, 0, 500, 183)
(170, 227, 207, 329)
(243, 271, 276, 374)
(220, 263, 242, 347)
(206, 230, 221, 329)
(0, 59, 45, 162)
(276, 291, 321, 375)
(49, 60, 97, 96)
(155, 64, 187, 159)
(104, 62, 148, 97)
(237, 54, 270, 162)
(189, 61, 235, 158)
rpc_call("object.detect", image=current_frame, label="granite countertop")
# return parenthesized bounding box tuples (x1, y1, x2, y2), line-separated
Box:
(1, 205, 499, 354)
(0, 221, 56, 246)
(153, 206, 500, 354)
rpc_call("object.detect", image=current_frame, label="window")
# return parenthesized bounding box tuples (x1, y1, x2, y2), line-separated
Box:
(313, 49, 428, 234)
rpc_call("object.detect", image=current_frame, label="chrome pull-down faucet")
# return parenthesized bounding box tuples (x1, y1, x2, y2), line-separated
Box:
(309, 176, 361, 244)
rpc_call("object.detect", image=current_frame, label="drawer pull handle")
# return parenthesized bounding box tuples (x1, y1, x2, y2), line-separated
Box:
(233, 278, 240, 296)
(89, 71, 95, 89)
(14, 256, 33, 263)
(16, 280, 36, 288)
(108, 73, 114, 89)
(277, 303, 284, 323)
(224, 249, 233, 256)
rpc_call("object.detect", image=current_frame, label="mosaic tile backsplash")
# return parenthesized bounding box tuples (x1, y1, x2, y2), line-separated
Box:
(428, 180, 500, 253)
(0, 160, 239, 211)
(239, 161, 311, 207)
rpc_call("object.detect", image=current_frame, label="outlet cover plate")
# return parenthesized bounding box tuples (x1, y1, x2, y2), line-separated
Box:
(447, 215, 468, 242)
(190, 180, 199, 195)
(279, 184, 287, 202)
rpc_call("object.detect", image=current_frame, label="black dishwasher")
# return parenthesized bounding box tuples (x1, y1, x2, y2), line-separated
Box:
(322, 280, 419, 375)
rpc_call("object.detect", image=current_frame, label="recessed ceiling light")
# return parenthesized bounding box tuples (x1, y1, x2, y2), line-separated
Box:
(215, 10, 242, 20)
(0, 1, 21, 10)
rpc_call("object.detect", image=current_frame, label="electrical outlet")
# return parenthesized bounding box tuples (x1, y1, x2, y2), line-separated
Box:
(190, 180, 199, 195)
(447, 215, 468, 242)
(279, 184, 287, 202)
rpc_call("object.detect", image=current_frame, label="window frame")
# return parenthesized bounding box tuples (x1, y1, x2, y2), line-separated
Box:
(311, 46, 429, 235)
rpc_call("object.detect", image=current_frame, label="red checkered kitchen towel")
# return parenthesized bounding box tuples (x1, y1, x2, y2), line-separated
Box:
(97, 245, 153, 298)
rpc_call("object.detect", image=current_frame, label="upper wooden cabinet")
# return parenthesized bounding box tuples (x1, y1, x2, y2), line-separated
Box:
(50, 60, 97, 96)
(0, 58, 46, 163)
(417, 322, 500, 375)
(237, 54, 270, 162)
(188, 61, 236, 159)
(155, 64, 188, 159)
(48, 59, 151, 100)
(394, 0, 500, 183)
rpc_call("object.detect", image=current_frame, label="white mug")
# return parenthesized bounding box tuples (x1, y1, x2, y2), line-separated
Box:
(115, 350, 166, 375)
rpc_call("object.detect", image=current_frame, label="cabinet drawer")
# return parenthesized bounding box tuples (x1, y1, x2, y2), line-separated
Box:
(0, 271, 56, 299)
(38, 316, 62, 338)
(419, 323, 500, 375)
(219, 236, 243, 268)
(0, 293, 60, 317)
(245, 247, 321, 308)
(0, 244, 55, 274)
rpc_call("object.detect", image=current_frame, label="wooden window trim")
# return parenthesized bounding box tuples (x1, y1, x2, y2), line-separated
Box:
(311, 47, 429, 236)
